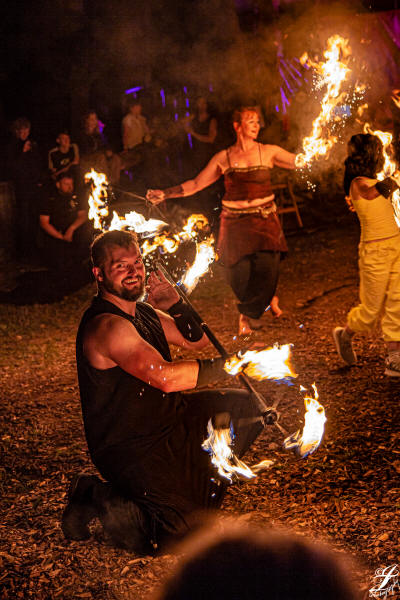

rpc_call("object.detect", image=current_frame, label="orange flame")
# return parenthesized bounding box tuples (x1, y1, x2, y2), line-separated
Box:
(202, 419, 273, 482)
(224, 344, 297, 382)
(364, 123, 400, 227)
(295, 35, 352, 168)
(85, 169, 109, 230)
(180, 237, 216, 293)
(283, 384, 326, 457)
(392, 90, 400, 110)
(85, 169, 167, 234)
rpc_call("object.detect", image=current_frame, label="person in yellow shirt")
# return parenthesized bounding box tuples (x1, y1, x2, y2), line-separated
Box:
(333, 133, 400, 376)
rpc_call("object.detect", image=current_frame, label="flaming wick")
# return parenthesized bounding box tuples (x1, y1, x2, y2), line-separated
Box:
(283, 384, 326, 458)
(295, 35, 352, 168)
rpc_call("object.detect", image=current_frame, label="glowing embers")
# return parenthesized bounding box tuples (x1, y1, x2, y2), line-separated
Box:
(364, 123, 400, 227)
(284, 384, 326, 458)
(224, 344, 296, 382)
(202, 419, 273, 482)
(180, 237, 216, 293)
(295, 35, 353, 168)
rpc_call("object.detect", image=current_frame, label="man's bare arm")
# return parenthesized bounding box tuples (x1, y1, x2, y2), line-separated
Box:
(84, 314, 199, 392)
(155, 309, 209, 350)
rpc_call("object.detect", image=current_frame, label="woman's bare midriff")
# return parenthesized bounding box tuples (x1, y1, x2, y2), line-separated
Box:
(222, 194, 275, 210)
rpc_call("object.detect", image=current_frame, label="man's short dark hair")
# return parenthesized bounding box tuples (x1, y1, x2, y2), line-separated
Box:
(56, 172, 74, 183)
(13, 117, 31, 132)
(91, 230, 139, 269)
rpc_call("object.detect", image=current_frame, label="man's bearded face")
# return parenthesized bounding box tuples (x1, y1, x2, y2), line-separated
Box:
(98, 243, 146, 302)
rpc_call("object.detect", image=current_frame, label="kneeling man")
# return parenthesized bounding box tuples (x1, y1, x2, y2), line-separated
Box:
(62, 230, 263, 553)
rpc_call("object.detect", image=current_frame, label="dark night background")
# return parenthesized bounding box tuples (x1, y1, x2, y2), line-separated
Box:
(1, 0, 399, 156)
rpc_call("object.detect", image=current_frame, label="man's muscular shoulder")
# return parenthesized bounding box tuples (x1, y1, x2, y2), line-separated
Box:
(83, 313, 138, 369)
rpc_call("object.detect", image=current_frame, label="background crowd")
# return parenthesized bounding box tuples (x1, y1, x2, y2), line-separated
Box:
(0, 92, 302, 273)
(2, 88, 400, 292)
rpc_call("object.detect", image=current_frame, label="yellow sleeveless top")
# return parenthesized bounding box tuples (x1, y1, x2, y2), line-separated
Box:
(350, 176, 399, 242)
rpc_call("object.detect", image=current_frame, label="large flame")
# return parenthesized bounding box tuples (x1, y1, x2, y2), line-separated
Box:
(295, 35, 352, 168)
(202, 419, 273, 482)
(85, 169, 110, 230)
(202, 420, 257, 482)
(283, 384, 326, 457)
(85, 169, 167, 234)
(364, 123, 400, 227)
(109, 210, 167, 235)
(180, 237, 216, 293)
(224, 344, 297, 382)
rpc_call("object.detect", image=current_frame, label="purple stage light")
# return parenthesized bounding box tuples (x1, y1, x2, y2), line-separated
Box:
(124, 86, 143, 95)
(160, 89, 166, 107)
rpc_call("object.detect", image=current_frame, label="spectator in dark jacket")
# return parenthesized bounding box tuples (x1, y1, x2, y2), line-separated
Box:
(7, 117, 43, 260)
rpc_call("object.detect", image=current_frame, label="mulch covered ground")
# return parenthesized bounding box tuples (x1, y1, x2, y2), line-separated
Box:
(1, 216, 399, 599)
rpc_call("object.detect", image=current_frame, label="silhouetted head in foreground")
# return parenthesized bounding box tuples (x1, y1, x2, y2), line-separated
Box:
(154, 523, 358, 600)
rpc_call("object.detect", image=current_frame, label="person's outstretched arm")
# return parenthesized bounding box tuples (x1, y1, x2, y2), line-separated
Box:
(270, 145, 296, 170)
(146, 150, 225, 205)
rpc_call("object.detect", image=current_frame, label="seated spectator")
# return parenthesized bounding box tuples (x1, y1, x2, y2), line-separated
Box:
(38, 173, 92, 270)
(122, 99, 151, 151)
(7, 117, 43, 261)
(48, 131, 79, 182)
(154, 523, 358, 600)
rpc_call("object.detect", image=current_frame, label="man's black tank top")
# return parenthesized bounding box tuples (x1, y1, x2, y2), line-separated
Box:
(76, 296, 183, 475)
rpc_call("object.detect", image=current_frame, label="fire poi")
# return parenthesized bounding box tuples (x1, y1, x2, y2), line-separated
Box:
(158, 263, 327, 483)
(85, 169, 216, 292)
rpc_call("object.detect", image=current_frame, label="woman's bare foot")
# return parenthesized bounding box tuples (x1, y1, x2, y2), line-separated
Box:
(269, 296, 283, 318)
(238, 314, 252, 336)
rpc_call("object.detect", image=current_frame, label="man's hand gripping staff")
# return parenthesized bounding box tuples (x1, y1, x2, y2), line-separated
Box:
(155, 262, 287, 434)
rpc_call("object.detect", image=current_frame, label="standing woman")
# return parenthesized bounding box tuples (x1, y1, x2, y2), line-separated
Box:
(333, 133, 400, 376)
(185, 96, 218, 172)
(147, 107, 296, 335)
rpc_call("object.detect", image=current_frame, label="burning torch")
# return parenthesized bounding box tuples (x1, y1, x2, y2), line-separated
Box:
(157, 262, 326, 463)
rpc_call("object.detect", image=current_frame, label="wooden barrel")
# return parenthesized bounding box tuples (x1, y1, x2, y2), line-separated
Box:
(0, 181, 17, 291)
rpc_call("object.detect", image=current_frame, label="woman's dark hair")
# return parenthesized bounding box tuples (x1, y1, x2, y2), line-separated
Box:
(344, 133, 384, 195)
(154, 524, 358, 600)
(91, 230, 138, 269)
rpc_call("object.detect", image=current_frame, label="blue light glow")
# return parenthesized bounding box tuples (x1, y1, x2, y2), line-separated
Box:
(160, 89, 166, 107)
(124, 86, 143, 95)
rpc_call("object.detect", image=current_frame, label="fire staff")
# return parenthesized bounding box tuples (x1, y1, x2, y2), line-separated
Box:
(62, 230, 264, 553)
(147, 106, 297, 336)
(333, 133, 400, 377)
